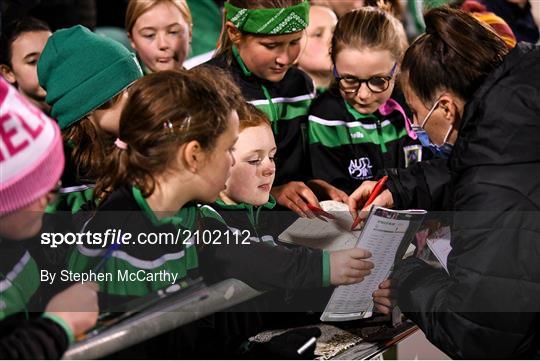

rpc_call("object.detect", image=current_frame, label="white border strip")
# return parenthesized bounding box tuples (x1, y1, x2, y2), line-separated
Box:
(308, 115, 391, 130)
(249, 93, 315, 106)
(0, 252, 31, 291)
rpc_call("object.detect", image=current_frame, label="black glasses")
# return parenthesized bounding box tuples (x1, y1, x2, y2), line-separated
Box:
(333, 63, 397, 94)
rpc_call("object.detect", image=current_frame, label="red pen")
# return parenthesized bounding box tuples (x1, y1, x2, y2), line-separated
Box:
(307, 204, 336, 221)
(350, 175, 389, 230)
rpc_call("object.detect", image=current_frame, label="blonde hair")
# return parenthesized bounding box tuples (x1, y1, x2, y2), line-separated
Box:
(125, 0, 193, 36)
(331, 1, 408, 64)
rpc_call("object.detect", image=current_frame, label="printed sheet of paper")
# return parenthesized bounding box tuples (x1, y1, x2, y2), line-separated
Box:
(321, 207, 426, 322)
(278, 201, 360, 251)
(426, 226, 452, 273)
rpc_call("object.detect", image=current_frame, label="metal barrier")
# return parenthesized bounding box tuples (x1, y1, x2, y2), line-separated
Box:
(63, 279, 261, 360)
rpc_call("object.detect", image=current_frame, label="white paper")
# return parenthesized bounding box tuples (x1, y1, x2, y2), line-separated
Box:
(321, 206, 426, 322)
(426, 226, 452, 273)
(278, 201, 360, 251)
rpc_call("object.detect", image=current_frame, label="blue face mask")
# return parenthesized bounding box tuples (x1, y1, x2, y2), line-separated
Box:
(411, 100, 454, 159)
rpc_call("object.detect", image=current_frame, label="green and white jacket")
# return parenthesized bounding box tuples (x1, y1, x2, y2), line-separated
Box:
(202, 52, 316, 185)
(308, 88, 425, 194)
(68, 186, 216, 296)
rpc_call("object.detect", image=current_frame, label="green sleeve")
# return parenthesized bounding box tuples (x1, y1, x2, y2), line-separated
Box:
(322, 250, 331, 287)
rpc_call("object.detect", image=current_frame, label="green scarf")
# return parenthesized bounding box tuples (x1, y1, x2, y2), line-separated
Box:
(224, 1, 309, 35)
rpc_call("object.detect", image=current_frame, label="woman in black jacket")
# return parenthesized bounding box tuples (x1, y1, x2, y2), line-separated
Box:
(350, 6, 540, 359)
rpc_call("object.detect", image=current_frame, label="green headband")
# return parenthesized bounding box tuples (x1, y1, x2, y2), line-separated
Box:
(224, 1, 309, 35)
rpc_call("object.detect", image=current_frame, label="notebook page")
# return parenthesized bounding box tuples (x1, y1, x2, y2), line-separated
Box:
(278, 201, 360, 251)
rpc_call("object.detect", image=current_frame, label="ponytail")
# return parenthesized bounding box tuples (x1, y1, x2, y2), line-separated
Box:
(401, 6, 508, 105)
(94, 69, 245, 201)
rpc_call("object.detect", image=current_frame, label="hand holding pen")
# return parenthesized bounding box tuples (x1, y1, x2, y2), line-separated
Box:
(348, 176, 393, 230)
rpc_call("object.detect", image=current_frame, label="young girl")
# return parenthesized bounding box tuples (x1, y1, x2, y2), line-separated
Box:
(0, 17, 51, 113)
(37, 25, 143, 213)
(297, 4, 338, 92)
(204, 0, 346, 218)
(68, 68, 243, 297)
(208, 103, 374, 358)
(126, 0, 192, 73)
(308, 5, 424, 195)
(212, 104, 373, 290)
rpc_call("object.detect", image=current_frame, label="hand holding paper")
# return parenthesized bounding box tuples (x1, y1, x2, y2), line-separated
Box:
(372, 279, 397, 315)
(330, 248, 373, 285)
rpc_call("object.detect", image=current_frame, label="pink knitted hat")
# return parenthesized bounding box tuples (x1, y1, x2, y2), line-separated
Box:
(0, 78, 64, 216)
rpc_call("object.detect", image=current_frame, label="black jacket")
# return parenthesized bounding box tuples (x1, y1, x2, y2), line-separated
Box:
(0, 314, 70, 359)
(393, 43, 540, 359)
(203, 198, 330, 291)
(202, 54, 315, 185)
(384, 158, 451, 210)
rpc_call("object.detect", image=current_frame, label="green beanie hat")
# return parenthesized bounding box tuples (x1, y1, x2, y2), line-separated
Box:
(38, 25, 143, 130)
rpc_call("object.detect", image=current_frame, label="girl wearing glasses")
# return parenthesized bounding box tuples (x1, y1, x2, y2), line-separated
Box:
(308, 4, 424, 194)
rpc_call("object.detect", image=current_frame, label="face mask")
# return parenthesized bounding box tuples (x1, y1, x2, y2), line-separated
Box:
(411, 100, 454, 159)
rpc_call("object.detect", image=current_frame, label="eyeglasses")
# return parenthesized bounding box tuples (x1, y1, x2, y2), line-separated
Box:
(333, 63, 398, 94)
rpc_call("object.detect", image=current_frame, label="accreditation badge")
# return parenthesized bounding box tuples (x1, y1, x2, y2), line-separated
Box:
(404, 145, 422, 168)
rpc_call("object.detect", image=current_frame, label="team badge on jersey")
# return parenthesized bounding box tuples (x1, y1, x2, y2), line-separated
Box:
(349, 157, 373, 180)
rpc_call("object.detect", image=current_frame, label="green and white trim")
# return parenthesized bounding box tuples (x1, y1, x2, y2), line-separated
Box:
(0, 252, 40, 319)
(249, 92, 315, 123)
(309, 114, 408, 152)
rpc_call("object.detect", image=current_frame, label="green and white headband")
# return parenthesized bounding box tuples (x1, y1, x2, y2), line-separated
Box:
(224, 1, 310, 35)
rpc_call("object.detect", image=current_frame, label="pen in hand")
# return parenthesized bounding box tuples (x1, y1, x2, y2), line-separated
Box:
(350, 175, 389, 231)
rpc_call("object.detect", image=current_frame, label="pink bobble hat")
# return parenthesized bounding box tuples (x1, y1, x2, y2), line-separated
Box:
(0, 78, 65, 216)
